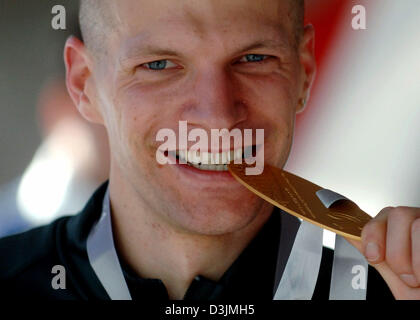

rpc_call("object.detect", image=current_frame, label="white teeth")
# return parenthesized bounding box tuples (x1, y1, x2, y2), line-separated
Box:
(200, 152, 211, 165)
(189, 163, 229, 172)
(175, 148, 246, 171)
(212, 152, 220, 165)
(221, 152, 227, 164)
(228, 150, 234, 162)
(235, 148, 242, 161)
(187, 150, 201, 164)
(243, 145, 254, 158)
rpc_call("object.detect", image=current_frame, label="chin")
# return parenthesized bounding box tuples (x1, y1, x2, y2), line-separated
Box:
(169, 194, 266, 236)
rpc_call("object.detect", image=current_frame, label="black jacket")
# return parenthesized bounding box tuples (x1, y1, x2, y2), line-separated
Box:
(0, 182, 394, 300)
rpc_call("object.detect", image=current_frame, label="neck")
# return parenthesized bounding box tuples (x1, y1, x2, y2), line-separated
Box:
(109, 169, 273, 300)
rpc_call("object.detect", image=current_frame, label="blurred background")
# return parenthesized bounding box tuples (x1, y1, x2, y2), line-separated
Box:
(286, 0, 420, 247)
(0, 0, 109, 236)
(0, 0, 419, 247)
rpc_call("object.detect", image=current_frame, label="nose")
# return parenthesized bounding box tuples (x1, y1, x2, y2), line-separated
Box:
(180, 67, 247, 131)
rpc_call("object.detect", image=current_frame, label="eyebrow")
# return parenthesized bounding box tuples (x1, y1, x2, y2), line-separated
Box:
(124, 47, 181, 60)
(119, 36, 291, 67)
(119, 45, 182, 68)
(237, 39, 291, 55)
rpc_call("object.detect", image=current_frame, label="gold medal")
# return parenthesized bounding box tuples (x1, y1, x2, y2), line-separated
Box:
(228, 163, 371, 240)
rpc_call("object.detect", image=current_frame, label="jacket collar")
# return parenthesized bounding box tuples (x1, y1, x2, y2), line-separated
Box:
(61, 181, 110, 299)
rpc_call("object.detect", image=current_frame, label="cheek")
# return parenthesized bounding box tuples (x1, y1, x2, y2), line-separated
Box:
(238, 74, 297, 164)
(243, 74, 296, 132)
(113, 87, 178, 165)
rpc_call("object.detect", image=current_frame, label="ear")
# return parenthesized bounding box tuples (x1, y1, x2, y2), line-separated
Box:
(64, 36, 104, 125)
(296, 24, 317, 114)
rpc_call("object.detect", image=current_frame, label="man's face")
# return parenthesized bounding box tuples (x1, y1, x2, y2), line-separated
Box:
(88, 0, 310, 235)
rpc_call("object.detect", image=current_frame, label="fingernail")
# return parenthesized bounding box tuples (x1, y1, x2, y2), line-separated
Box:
(365, 242, 380, 262)
(400, 274, 420, 287)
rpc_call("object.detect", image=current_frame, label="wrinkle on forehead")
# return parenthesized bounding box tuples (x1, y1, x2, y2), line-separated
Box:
(116, 0, 292, 37)
(115, 0, 293, 59)
(118, 27, 292, 68)
(82, 0, 300, 62)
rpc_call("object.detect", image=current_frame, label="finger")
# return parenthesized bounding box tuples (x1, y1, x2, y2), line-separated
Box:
(385, 207, 419, 287)
(360, 207, 390, 264)
(411, 218, 420, 285)
(373, 262, 420, 299)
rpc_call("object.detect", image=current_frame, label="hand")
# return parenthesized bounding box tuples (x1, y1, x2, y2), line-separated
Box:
(346, 206, 420, 300)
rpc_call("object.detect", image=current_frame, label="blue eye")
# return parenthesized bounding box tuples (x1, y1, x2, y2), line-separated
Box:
(145, 60, 168, 70)
(240, 54, 268, 63)
(141, 60, 178, 71)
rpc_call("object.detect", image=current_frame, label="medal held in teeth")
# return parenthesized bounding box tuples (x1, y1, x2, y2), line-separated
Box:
(228, 163, 372, 240)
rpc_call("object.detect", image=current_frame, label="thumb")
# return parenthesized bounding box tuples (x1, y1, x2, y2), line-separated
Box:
(344, 236, 406, 298)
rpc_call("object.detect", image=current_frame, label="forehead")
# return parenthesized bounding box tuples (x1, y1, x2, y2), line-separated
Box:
(110, 0, 294, 59)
